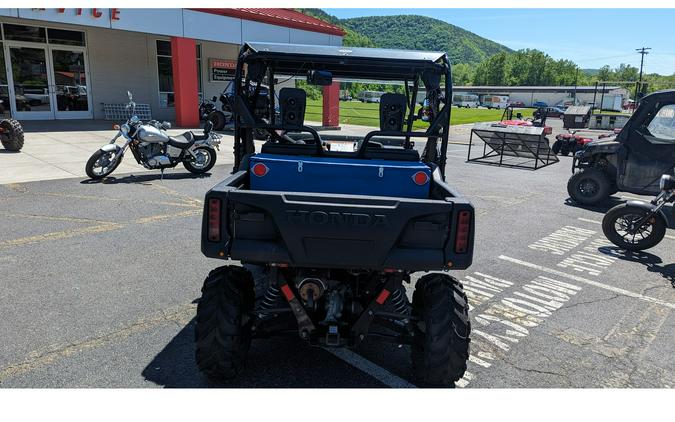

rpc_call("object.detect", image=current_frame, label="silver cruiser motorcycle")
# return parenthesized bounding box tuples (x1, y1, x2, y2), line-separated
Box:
(85, 92, 221, 180)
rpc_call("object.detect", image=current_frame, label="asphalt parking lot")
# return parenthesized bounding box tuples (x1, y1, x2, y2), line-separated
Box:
(1, 138, 674, 388)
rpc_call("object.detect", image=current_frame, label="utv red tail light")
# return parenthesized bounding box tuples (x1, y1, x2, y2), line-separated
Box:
(454, 210, 472, 254)
(412, 171, 429, 185)
(252, 163, 269, 177)
(207, 198, 221, 242)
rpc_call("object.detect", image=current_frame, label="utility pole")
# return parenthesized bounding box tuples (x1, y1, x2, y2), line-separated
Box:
(572, 68, 578, 104)
(635, 47, 651, 104)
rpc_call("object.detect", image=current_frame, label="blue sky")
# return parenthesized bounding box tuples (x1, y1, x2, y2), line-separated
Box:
(325, 8, 675, 75)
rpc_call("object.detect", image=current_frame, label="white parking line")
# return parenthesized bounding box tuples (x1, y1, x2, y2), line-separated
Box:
(577, 217, 675, 240)
(322, 347, 417, 388)
(499, 255, 675, 310)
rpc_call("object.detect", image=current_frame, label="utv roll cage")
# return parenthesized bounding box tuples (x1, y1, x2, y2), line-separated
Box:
(231, 42, 453, 178)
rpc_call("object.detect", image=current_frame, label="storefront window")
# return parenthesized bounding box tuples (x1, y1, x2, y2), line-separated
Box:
(47, 28, 85, 47)
(156, 39, 203, 108)
(3, 23, 46, 43)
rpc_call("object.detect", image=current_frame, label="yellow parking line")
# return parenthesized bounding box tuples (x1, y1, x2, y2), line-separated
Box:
(146, 183, 203, 207)
(0, 209, 201, 250)
(0, 303, 197, 382)
(0, 223, 122, 250)
(0, 211, 116, 225)
(133, 209, 201, 224)
(5, 183, 28, 193)
(38, 192, 200, 208)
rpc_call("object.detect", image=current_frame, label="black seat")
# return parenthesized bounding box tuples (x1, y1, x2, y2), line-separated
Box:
(168, 131, 195, 148)
(260, 142, 317, 156)
(364, 147, 420, 161)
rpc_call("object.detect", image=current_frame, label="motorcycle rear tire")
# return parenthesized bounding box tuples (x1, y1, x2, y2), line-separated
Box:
(184, 146, 217, 174)
(207, 111, 227, 131)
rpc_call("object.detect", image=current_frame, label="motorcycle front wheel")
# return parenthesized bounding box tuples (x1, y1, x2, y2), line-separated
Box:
(85, 149, 122, 179)
(184, 146, 216, 174)
(602, 204, 667, 251)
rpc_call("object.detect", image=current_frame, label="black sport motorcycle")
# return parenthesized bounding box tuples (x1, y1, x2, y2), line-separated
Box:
(602, 174, 675, 251)
(200, 80, 276, 140)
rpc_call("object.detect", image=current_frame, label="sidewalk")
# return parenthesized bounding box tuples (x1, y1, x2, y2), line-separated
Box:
(0, 120, 235, 185)
(1, 119, 480, 185)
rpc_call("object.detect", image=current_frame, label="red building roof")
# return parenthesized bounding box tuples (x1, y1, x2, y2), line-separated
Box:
(192, 8, 345, 37)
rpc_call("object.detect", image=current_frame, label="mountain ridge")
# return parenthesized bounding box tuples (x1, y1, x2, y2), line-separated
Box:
(298, 9, 511, 64)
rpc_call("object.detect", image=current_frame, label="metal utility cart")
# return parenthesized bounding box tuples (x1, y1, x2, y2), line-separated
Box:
(467, 122, 559, 170)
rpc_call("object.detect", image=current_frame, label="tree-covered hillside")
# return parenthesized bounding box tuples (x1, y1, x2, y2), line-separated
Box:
(342, 15, 512, 64)
(298, 9, 510, 62)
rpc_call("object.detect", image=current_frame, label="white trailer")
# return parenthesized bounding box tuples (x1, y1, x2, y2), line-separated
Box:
(481, 95, 510, 109)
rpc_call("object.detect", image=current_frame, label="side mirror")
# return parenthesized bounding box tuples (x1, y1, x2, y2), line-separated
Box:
(211, 96, 217, 102)
(307, 70, 333, 86)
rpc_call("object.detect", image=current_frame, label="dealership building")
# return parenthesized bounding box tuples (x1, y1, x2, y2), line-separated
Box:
(0, 8, 344, 126)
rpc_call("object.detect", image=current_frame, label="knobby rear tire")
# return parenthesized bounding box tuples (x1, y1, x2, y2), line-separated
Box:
(412, 273, 471, 386)
(195, 266, 255, 383)
(0, 119, 25, 151)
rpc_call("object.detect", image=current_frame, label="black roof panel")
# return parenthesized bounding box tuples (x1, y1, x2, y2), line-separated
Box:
(241, 42, 448, 81)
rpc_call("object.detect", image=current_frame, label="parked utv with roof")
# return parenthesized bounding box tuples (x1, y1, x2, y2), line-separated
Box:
(567, 90, 675, 205)
(196, 42, 475, 386)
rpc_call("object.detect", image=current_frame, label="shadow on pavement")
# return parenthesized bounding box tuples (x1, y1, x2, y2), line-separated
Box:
(599, 247, 675, 288)
(563, 196, 628, 214)
(80, 172, 213, 185)
(142, 319, 386, 388)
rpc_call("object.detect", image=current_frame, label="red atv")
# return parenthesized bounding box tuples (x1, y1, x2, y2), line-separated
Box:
(552, 133, 593, 156)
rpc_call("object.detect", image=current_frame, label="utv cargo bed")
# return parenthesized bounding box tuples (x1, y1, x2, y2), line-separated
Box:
(202, 170, 474, 271)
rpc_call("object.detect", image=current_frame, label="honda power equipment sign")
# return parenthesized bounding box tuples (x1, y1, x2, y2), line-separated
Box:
(209, 58, 236, 82)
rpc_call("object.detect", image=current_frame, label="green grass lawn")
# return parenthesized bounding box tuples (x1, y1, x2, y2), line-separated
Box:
(305, 99, 534, 128)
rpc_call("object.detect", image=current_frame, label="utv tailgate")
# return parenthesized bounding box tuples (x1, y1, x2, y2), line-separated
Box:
(202, 171, 474, 271)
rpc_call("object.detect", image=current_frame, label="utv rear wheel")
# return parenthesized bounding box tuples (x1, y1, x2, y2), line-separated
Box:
(0, 119, 25, 151)
(195, 266, 255, 383)
(567, 169, 611, 205)
(412, 273, 470, 386)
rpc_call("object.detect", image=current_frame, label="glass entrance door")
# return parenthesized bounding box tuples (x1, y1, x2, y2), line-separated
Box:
(51, 48, 91, 119)
(7, 45, 54, 120)
(3, 43, 92, 120)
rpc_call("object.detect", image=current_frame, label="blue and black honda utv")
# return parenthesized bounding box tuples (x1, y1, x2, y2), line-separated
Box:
(196, 42, 475, 386)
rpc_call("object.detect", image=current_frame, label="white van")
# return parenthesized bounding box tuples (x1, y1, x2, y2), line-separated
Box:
(453, 94, 480, 108)
(358, 91, 384, 103)
(481, 95, 510, 109)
